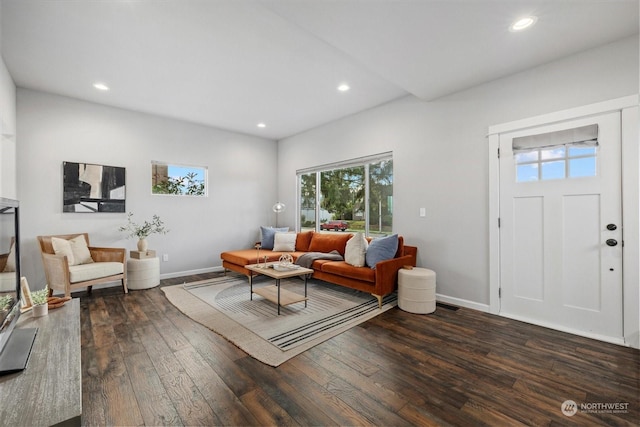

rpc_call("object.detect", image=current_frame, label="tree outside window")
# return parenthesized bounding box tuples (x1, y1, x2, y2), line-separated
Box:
(320, 166, 364, 225)
(300, 173, 316, 230)
(152, 162, 207, 196)
(369, 159, 393, 235)
(298, 154, 393, 236)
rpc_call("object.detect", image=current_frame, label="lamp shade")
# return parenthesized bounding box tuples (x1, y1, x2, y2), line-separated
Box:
(272, 202, 286, 213)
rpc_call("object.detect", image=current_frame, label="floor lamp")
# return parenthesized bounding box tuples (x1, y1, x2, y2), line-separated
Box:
(273, 202, 286, 227)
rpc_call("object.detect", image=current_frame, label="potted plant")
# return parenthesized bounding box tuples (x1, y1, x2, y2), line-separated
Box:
(0, 294, 12, 312)
(31, 286, 49, 317)
(118, 212, 169, 251)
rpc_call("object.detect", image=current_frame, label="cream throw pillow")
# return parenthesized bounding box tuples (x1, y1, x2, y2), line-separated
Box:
(69, 235, 94, 265)
(273, 232, 297, 252)
(345, 232, 368, 267)
(52, 235, 94, 266)
(52, 237, 75, 265)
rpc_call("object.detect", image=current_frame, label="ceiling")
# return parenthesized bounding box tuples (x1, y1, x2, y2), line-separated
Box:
(1, 1, 638, 140)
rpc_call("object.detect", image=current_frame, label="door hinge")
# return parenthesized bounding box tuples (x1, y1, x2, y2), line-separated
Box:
(497, 148, 500, 158)
(499, 288, 502, 298)
(498, 217, 501, 228)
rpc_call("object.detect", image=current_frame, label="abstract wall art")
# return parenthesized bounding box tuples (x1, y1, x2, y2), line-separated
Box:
(63, 161, 126, 213)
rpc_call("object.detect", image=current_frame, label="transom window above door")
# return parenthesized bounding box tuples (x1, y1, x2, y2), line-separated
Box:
(515, 145, 597, 182)
(513, 124, 598, 182)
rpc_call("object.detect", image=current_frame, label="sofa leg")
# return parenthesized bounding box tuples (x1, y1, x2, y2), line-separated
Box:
(372, 293, 383, 309)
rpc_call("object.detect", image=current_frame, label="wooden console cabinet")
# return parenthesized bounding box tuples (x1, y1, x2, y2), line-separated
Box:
(0, 299, 81, 426)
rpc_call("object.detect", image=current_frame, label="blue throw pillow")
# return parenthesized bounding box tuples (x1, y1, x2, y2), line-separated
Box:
(365, 234, 398, 269)
(260, 226, 289, 250)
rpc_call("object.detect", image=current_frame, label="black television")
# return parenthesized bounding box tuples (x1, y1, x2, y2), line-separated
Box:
(0, 198, 36, 375)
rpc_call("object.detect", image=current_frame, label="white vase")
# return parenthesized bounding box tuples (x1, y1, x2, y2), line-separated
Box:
(137, 238, 148, 252)
(32, 304, 48, 317)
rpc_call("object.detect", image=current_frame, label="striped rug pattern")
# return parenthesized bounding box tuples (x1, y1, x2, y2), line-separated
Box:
(162, 273, 397, 366)
(268, 293, 397, 349)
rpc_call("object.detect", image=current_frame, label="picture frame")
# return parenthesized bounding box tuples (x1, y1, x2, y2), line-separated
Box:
(63, 161, 126, 213)
(19, 276, 32, 312)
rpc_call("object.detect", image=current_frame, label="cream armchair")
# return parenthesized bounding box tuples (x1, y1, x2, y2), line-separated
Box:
(37, 233, 127, 297)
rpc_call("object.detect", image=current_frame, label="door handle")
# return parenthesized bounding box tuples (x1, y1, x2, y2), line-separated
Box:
(606, 239, 618, 247)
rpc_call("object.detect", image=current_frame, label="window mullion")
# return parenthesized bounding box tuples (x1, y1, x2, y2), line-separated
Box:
(315, 172, 321, 232)
(538, 149, 542, 180)
(364, 163, 370, 237)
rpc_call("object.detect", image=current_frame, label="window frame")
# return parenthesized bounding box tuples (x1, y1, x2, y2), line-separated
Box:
(296, 152, 393, 236)
(515, 144, 598, 182)
(151, 161, 208, 197)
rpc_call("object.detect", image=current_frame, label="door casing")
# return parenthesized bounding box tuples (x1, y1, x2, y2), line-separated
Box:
(487, 95, 639, 347)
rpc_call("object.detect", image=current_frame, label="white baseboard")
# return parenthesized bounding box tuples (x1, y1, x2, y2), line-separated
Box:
(159, 266, 224, 280)
(500, 311, 628, 347)
(436, 293, 490, 312)
(624, 330, 640, 350)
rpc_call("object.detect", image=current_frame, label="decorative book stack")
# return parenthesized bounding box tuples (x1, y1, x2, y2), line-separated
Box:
(130, 250, 156, 259)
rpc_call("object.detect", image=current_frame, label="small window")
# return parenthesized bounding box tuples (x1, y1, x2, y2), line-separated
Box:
(151, 162, 207, 196)
(515, 144, 597, 182)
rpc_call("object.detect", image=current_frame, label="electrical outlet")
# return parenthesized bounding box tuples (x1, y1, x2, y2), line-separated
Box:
(419, 207, 426, 217)
(162, 254, 169, 262)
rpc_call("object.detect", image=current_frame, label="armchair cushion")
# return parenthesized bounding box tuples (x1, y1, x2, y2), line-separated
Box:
(69, 262, 123, 284)
(52, 235, 94, 266)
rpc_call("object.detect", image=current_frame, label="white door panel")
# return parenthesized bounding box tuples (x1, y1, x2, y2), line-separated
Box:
(499, 112, 622, 339)
(512, 196, 544, 301)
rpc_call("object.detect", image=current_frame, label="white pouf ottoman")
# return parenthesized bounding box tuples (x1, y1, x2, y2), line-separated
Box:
(398, 267, 436, 314)
(126, 257, 160, 290)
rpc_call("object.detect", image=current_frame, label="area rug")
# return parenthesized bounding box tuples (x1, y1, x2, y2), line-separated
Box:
(161, 273, 397, 366)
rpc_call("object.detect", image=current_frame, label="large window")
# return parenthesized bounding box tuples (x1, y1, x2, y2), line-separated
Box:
(297, 153, 393, 237)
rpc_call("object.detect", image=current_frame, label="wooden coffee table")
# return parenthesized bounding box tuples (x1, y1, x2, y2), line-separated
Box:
(246, 262, 313, 315)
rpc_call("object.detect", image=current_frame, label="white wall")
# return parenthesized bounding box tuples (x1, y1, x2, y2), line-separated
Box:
(17, 89, 278, 289)
(0, 52, 17, 199)
(277, 36, 639, 310)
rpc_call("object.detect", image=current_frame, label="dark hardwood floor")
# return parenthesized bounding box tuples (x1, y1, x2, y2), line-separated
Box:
(80, 273, 639, 426)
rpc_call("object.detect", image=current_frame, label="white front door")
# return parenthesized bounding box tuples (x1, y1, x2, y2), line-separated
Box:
(499, 112, 623, 340)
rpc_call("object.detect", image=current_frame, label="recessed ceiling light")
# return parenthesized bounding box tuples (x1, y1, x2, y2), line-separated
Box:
(93, 82, 109, 91)
(257, 123, 266, 128)
(510, 16, 537, 32)
(337, 84, 350, 92)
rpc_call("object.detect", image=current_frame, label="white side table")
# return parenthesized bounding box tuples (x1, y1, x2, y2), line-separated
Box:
(126, 257, 160, 290)
(398, 267, 436, 314)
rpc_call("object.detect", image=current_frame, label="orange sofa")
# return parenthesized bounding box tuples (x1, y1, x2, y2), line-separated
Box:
(220, 231, 417, 307)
